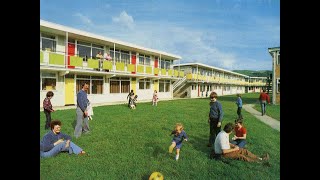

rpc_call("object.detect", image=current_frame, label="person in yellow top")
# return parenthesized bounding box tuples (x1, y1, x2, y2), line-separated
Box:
(96, 51, 103, 70)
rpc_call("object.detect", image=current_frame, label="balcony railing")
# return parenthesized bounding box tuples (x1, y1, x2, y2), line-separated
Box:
(40, 50, 183, 77)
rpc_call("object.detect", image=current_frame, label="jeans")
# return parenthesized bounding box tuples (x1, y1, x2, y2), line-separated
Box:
(230, 139, 246, 148)
(260, 100, 267, 115)
(40, 141, 83, 158)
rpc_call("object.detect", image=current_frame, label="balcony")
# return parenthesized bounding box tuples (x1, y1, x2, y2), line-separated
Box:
(40, 50, 180, 78)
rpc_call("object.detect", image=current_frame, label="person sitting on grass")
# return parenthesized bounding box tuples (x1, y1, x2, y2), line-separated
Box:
(230, 118, 247, 148)
(214, 122, 269, 163)
(40, 120, 86, 158)
(169, 123, 188, 161)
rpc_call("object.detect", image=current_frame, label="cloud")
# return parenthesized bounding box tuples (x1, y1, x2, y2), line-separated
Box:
(70, 13, 276, 71)
(112, 11, 135, 29)
(73, 13, 92, 25)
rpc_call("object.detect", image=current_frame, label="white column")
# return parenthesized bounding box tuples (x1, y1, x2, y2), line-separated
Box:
(272, 51, 277, 105)
(65, 32, 68, 68)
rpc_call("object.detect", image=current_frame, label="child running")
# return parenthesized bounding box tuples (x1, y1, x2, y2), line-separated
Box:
(169, 123, 188, 161)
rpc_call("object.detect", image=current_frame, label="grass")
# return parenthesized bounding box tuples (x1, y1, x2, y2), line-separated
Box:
(40, 94, 280, 179)
(220, 93, 280, 121)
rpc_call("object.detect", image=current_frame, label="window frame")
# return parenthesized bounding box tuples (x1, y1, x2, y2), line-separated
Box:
(40, 72, 57, 91)
(276, 78, 280, 93)
(109, 77, 130, 94)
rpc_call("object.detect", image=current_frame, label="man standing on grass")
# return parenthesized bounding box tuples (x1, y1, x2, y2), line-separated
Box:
(74, 82, 90, 138)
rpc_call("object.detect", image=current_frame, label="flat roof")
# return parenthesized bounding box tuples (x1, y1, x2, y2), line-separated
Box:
(40, 19, 181, 60)
(173, 63, 249, 77)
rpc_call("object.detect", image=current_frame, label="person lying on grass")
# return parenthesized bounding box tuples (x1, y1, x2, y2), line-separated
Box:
(40, 120, 86, 158)
(214, 122, 269, 162)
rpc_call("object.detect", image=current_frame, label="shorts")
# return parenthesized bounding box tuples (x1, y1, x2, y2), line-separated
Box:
(172, 140, 183, 149)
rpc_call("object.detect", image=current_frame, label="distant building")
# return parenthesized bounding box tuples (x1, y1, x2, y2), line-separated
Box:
(268, 47, 280, 104)
(172, 63, 265, 98)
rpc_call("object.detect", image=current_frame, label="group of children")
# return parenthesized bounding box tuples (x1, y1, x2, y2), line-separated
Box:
(167, 92, 269, 163)
(127, 90, 138, 109)
(126, 90, 159, 109)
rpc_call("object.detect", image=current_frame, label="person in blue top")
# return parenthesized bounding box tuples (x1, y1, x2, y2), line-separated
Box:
(74, 82, 90, 138)
(169, 123, 188, 161)
(207, 91, 224, 147)
(235, 94, 243, 119)
(40, 120, 86, 158)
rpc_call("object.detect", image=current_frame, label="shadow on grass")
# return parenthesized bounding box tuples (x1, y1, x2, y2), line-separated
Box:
(188, 135, 211, 157)
(141, 174, 150, 180)
(71, 118, 76, 129)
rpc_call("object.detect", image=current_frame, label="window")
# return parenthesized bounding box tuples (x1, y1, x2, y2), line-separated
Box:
(277, 78, 280, 93)
(77, 41, 91, 61)
(76, 75, 91, 94)
(159, 80, 170, 92)
(192, 67, 197, 74)
(139, 79, 151, 89)
(41, 72, 56, 90)
(76, 75, 104, 94)
(91, 76, 104, 94)
(110, 77, 130, 93)
(277, 51, 280, 65)
(139, 54, 145, 65)
(92, 44, 104, 60)
(145, 56, 151, 66)
(121, 50, 130, 64)
(41, 33, 56, 52)
(160, 60, 165, 69)
(165, 61, 170, 69)
(77, 41, 105, 61)
(192, 84, 196, 90)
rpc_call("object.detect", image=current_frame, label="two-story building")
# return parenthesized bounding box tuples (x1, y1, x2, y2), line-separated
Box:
(172, 63, 252, 98)
(40, 20, 183, 107)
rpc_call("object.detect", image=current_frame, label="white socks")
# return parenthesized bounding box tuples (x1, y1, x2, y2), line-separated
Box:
(175, 155, 179, 161)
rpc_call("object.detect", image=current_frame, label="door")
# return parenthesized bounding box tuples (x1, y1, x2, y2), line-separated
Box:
(131, 54, 136, 74)
(65, 77, 75, 105)
(154, 57, 158, 76)
(131, 78, 137, 94)
(68, 43, 75, 68)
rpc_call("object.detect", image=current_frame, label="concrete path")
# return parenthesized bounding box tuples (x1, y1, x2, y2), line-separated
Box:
(242, 104, 280, 132)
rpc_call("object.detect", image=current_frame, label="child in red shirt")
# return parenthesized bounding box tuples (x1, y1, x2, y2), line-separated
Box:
(230, 118, 246, 148)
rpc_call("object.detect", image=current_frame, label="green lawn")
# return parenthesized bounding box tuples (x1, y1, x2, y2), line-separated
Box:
(220, 93, 280, 121)
(40, 94, 280, 179)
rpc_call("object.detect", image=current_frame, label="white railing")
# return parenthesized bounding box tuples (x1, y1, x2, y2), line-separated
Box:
(173, 76, 187, 90)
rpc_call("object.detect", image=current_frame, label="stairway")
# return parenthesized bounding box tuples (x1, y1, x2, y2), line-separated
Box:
(173, 76, 189, 98)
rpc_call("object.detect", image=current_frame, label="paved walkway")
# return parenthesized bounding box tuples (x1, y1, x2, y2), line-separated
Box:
(242, 104, 280, 132)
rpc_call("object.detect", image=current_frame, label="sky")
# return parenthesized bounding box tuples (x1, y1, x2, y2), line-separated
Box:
(40, 0, 279, 71)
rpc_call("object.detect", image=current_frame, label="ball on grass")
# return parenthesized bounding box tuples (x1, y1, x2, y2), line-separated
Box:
(149, 171, 164, 180)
